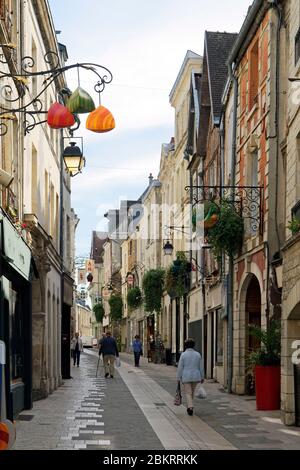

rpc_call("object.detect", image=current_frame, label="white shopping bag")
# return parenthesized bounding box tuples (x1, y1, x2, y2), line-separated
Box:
(195, 384, 207, 399)
(115, 357, 121, 368)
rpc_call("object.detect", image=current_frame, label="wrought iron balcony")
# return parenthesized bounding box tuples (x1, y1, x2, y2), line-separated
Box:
(185, 185, 263, 234)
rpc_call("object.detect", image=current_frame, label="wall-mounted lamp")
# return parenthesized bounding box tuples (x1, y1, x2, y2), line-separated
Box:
(62, 138, 85, 177)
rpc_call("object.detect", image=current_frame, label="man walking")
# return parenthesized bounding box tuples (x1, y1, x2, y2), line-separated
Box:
(71, 332, 83, 367)
(132, 335, 143, 367)
(99, 331, 119, 378)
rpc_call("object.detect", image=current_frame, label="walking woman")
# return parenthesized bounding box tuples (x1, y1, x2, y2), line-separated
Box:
(177, 338, 204, 416)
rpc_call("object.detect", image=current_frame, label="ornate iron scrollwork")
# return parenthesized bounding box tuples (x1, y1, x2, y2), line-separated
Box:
(185, 185, 263, 234)
(0, 46, 113, 135)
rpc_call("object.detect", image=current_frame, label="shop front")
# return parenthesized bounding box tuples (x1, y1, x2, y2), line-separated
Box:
(0, 210, 33, 419)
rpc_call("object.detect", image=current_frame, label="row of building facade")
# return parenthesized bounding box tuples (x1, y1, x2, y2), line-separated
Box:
(88, 0, 300, 426)
(0, 1, 77, 419)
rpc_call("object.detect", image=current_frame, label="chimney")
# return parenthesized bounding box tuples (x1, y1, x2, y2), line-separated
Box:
(148, 173, 154, 185)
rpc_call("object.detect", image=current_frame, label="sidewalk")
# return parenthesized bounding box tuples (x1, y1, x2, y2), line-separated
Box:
(120, 352, 300, 450)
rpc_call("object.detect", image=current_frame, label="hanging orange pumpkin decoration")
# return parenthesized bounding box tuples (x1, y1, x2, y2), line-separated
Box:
(86, 105, 115, 133)
(47, 102, 75, 129)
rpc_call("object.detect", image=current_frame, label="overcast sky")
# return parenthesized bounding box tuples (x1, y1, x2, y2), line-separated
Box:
(49, 0, 252, 256)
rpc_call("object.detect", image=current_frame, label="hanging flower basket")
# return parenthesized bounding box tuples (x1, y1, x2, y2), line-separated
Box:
(108, 293, 123, 321)
(93, 303, 105, 323)
(127, 286, 143, 311)
(47, 102, 75, 129)
(142, 269, 165, 313)
(165, 253, 190, 298)
(66, 86, 95, 114)
(206, 199, 244, 258)
(86, 105, 115, 133)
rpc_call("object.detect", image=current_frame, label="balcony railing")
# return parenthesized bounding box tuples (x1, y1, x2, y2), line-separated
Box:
(185, 185, 263, 235)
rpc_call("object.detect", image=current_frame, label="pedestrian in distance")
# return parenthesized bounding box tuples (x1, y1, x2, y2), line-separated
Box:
(132, 335, 143, 367)
(176, 338, 204, 416)
(99, 331, 119, 378)
(71, 332, 83, 367)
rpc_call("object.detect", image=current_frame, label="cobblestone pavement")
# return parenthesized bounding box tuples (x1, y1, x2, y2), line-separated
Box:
(120, 353, 300, 450)
(14, 350, 300, 450)
(15, 351, 162, 450)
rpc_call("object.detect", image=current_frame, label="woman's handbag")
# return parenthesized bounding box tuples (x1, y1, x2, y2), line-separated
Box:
(174, 382, 182, 406)
(195, 383, 207, 399)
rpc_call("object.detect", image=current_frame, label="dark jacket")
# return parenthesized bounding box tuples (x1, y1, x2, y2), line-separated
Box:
(99, 336, 119, 357)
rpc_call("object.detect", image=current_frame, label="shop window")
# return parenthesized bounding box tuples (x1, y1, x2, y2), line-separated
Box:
(249, 40, 259, 110)
(216, 308, 223, 365)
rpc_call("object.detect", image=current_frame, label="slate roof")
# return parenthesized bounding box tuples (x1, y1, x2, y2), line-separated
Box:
(90, 231, 107, 264)
(205, 31, 238, 122)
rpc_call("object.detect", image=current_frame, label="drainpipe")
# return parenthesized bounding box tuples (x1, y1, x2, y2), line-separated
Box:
(226, 63, 238, 394)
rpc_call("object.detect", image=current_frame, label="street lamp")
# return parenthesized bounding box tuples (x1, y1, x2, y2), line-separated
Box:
(63, 140, 85, 177)
(163, 240, 174, 256)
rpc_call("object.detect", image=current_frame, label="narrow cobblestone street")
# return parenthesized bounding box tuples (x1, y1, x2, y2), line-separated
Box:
(14, 350, 300, 450)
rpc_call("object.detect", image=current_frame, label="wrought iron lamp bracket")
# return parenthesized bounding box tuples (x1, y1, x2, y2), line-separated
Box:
(0, 48, 113, 136)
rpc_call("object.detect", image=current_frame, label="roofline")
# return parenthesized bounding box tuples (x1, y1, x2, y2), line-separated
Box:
(169, 50, 202, 103)
(227, 0, 269, 66)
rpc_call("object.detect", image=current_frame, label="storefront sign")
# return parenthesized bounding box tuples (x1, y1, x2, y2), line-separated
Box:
(86, 259, 95, 274)
(1, 216, 31, 281)
(126, 273, 134, 286)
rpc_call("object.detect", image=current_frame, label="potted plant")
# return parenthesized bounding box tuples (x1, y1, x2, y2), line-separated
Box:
(288, 217, 300, 235)
(247, 319, 281, 410)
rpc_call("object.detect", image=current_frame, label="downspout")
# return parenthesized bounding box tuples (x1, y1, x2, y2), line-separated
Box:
(226, 63, 238, 394)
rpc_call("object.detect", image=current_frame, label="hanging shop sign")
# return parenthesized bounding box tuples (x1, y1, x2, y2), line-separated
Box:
(126, 273, 134, 287)
(0, 214, 31, 280)
(85, 259, 95, 274)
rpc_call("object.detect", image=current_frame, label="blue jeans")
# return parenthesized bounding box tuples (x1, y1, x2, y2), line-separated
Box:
(73, 350, 80, 366)
(134, 352, 141, 366)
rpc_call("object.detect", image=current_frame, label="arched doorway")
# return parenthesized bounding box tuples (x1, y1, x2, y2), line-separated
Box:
(245, 275, 261, 394)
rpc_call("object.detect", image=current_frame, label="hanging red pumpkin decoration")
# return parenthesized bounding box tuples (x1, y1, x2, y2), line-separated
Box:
(86, 105, 115, 133)
(47, 102, 75, 129)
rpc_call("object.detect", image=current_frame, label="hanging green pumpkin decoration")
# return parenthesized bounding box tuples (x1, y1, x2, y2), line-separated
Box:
(66, 86, 95, 114)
